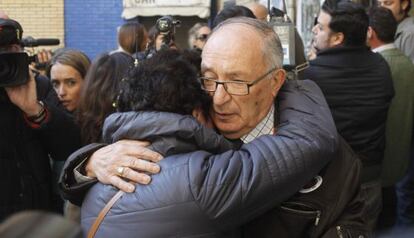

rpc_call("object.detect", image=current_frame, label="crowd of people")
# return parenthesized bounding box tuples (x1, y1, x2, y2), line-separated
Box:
(0, 0, 413, 237)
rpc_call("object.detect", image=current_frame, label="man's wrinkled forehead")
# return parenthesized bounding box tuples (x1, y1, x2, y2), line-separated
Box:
(201, 24, 262, 62)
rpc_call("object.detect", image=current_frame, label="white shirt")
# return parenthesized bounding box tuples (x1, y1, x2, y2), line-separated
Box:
(372, 43, 396, 53)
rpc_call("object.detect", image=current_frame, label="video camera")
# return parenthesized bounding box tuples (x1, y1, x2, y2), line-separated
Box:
(155, 15, 180, 51)
(0, 18, 59, 87)
(21, 36, 60, 70)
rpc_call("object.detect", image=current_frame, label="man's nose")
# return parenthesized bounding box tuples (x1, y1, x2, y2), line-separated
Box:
(213, 84, 231, 107)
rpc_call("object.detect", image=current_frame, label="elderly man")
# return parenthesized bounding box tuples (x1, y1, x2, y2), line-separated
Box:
(60, 18, 365, 237)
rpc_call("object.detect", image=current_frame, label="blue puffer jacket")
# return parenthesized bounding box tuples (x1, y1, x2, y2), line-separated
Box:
(81, 80, 338, 238)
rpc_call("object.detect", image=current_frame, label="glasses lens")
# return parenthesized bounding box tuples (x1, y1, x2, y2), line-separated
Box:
(226, 82, 248, 95)
(202, 78, 216, 91)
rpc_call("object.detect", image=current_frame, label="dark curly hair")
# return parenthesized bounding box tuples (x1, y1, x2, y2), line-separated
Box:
(117, 49, 211, 118)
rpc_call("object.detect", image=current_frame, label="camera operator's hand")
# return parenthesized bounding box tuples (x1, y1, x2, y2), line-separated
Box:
(85, 140, 163, 193)
(32, 49, 53, 76)
(5, 69, 43, 117)
(36, 49, 53, 64)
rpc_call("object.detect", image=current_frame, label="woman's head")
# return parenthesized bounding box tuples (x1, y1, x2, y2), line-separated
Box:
(117, 49, 211, 125)
(118, 22, 148, 55)
(77, 51, 134, 144)
(47, 49, 90, 112)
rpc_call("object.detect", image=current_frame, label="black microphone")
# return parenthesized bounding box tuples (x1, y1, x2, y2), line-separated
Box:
(20, 36, 60, 47)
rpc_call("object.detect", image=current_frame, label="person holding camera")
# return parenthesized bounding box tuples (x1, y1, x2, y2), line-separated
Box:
(0, 15, 81, 220)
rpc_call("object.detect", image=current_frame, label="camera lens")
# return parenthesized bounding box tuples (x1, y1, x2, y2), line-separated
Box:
(0, 52, 29, 87)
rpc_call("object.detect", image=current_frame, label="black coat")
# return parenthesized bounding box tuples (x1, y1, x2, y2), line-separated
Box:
(0, 75, 81, 221)
(303, 46, 394, 182)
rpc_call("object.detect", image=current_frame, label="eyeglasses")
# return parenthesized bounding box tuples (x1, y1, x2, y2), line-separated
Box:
(196, 34, 209, 41)
(200, 67, 278, 96)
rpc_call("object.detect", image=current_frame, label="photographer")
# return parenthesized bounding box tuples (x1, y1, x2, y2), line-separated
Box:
(0, 16, 81, 220)
(142, 16, 180, 59)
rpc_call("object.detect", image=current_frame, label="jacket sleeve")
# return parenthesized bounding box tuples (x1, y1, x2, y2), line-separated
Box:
(189, 80, 339, 229)
(59, 112, 239, 206)
(59, 143, 107, 206)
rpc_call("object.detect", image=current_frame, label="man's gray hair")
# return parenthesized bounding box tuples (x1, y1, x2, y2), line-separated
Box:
(212, 17, 283, 70)
(188, 22, 208, 48)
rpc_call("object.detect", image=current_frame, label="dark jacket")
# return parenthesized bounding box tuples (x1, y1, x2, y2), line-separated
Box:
(0, 75, 81, 221)
(303, 46, 394, 182)
(243, 137, 366, 238)
(77, 80, 339, 237)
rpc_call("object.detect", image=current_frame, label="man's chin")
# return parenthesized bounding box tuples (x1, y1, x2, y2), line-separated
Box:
(213, 122, 243, 139)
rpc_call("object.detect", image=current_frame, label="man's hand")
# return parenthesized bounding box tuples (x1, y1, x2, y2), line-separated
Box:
(85, 140, 163, 193)
(5, 70, 42, 116)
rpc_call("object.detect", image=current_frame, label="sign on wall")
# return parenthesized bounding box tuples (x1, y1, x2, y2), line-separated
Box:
(122, 0, 211, 19)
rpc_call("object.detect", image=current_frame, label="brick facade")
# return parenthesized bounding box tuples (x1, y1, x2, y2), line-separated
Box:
(0, 0, 64, 51)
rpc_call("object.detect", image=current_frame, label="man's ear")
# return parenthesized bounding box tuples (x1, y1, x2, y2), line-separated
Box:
(270, 69, 286, 98)
(330, 32, 344, 47)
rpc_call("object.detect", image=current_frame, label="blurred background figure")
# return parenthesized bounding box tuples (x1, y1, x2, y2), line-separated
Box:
(377, 0, 414, 62)
(187, 23, 211, 52)
(212, 5, 256, 28)
(245, 2, 268, 21)
(117, 22, 148, 56)
(47, 49, 90, 112)
(367, 6, 414, 234)
(0, 211, 82, 238)
(76, 51, 134, 145)
(145, 25, 177, 58)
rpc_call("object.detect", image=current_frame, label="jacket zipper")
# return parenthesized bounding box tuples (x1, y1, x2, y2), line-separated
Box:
(336, 226, 344, 238)
(315, 210, 321, 226)
(280, 202, 321, 226)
